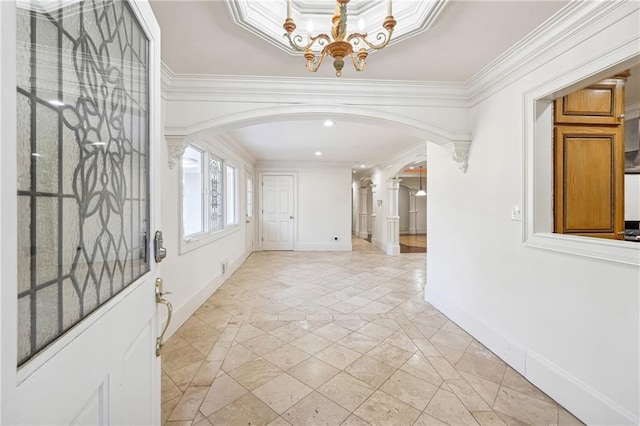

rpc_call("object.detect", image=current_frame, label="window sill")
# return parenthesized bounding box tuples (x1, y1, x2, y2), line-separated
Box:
(180, 225, 240, 255)
(525, 232, 640, 266)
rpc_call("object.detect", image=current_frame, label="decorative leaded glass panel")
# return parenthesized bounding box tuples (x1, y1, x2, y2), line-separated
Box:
(210, 156, 223, 230)
(16, 0, 150, 366)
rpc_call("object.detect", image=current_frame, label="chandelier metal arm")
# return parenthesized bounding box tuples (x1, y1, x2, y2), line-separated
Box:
(306, 50, 327, 73)
(284, 32, 332, 52)
(347, 29, 394, 51)
(349, 52, 366, 72)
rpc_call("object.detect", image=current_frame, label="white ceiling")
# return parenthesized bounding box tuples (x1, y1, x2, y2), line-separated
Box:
(151, 0, 567, 81)
(150, 0, 570, 169)
(222, 119, 424, 167)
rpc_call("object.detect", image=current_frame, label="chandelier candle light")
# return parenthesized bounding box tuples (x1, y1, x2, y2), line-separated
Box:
(283, 0, 396, 77)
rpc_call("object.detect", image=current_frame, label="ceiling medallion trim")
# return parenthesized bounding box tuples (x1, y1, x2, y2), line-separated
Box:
(225, 0, 448, 57)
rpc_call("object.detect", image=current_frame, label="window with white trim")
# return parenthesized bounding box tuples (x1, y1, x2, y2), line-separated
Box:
(226, 164, 237, 226)
(209, 155, 223, 231)
(182, 146, 205, 237)
(181, 145, 239, 243)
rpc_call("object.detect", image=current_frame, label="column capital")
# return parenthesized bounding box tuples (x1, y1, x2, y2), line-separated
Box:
(387, 177, 402, 189)
(166, 134, 194, 169)
(443, 140, 471, 173)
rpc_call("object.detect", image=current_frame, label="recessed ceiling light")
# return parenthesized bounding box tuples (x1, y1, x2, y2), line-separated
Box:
(360, 164, 366, 168)
(315, 151, 322, 156)
(352, 170, 356, 174)
(31, 153, 41, 157)
(409, 166, 415, 169)
(49, 100, 64, 107)
(323, 120, 334, 127)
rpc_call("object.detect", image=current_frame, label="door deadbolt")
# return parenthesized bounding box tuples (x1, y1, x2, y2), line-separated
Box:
(154, 230, 167, 263)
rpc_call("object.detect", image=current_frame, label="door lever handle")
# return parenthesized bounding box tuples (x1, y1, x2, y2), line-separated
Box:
(155, 278, 173, 357)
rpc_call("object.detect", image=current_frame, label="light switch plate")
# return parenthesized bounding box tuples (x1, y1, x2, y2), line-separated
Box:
(511, 205, 522, 221)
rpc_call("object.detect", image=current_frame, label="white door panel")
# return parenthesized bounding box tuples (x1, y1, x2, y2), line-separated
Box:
(71, 384, 108, 426)
(261, 175, 295, 250)
(1, 1, 162, 424)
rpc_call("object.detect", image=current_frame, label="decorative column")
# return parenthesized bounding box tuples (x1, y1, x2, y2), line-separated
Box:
(408, 189, 417, 235)
(386, 178, 401, 256)
(358, 187, 369, 239)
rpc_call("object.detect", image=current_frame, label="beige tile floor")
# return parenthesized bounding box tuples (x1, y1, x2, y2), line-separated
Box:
(161, 238, 583, 426)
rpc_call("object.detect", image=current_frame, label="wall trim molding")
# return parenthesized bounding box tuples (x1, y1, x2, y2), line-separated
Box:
(160, 68, 469, 108)
(426, 288, 638, 425)
(526, 351, 639, 425)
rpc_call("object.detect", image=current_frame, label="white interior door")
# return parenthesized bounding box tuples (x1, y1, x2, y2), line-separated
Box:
(0, 1, 163, 424)
(261, 175, 295, 250)
(246, 172, 255, 253)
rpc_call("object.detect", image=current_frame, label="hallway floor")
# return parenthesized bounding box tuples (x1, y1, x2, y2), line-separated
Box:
(161, 241, 582, 426)
(400, 234, 427, 254)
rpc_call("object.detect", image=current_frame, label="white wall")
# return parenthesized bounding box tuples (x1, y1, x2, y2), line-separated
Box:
(260, 166, 352, 252)
(426, 5, 640, 424)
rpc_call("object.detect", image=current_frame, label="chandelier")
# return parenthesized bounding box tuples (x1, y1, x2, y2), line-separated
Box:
(283, 0, 396, 77)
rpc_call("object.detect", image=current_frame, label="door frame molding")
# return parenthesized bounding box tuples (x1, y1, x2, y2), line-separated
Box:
(258, 171, 298, 251)
(245, 168, 255, 256)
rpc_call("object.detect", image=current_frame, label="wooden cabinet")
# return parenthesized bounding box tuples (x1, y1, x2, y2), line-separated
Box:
(554, 78, 625, 125)
(553, 73, 627, 239)
(554, 125, 624, 238)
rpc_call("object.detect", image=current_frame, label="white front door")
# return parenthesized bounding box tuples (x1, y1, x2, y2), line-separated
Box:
(0, 1, 163, 424)
(246, 172, 255, 253)
(261, 175, 295, 250)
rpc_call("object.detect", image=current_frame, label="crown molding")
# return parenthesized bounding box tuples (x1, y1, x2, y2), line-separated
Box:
(466, 1, 638, 106)
(160, 62, 174, 99)
(161, 2, 636, 111)
(161, 71, 469, 108)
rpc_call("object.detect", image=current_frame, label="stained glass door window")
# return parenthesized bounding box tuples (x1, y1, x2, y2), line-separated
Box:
(16, 0, 150, 365)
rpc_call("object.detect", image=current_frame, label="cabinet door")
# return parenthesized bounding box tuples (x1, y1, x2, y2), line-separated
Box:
(554, 126, 624, 239)
(554, 78, 625, 125)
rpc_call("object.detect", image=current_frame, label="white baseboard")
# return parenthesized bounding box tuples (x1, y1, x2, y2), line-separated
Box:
(526, 351, 638, 425)
(295, 242, 352, 251)
(372, 237, 385, 252)
(426, 289, 638, 425)
(165, 252, 249, 338)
